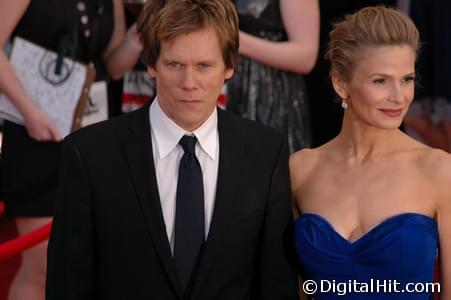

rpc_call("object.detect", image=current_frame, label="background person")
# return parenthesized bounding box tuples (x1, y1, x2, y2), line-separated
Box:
(226, 0, 319, 153)
(0, 0, 141, 299)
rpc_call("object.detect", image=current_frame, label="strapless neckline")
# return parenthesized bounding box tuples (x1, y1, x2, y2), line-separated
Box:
(295, 212, 436, 246)
(294, 212, 438, 299)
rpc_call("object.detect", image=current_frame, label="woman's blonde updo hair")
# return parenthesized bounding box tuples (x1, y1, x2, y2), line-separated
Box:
(326, 6, 420, 82)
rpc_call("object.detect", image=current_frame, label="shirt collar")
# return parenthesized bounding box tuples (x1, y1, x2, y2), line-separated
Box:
(149, 97, 218, 160)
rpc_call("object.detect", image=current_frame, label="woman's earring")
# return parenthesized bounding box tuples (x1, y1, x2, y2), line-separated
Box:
(341, 100, 348, 109)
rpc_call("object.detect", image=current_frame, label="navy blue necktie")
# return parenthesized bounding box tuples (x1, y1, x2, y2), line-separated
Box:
(174, 135, 205, 292)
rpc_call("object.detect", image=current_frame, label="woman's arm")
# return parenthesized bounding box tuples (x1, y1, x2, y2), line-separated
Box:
(0, 0, 62, 141)
(238, 0, 319, 74)
(438, 192, 451, 298)
(290, 151, 316, 300)
(436, 152, 451, 299)
(102, 0, 142, 80)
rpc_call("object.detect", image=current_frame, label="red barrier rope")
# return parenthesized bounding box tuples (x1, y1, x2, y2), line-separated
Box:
(0, 222, 52, 261)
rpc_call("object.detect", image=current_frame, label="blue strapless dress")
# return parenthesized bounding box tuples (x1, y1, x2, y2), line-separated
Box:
(294, 213, 438, 299)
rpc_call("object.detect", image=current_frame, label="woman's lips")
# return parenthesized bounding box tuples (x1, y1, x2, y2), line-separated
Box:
(380, 108, 403, 117)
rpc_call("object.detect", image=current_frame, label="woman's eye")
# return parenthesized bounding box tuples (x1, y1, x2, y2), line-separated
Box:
(403, 76, 415, 83)
(373, 78, 386, 85)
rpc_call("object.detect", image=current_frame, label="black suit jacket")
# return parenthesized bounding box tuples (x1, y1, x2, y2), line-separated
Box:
(46, 103, 298, 300)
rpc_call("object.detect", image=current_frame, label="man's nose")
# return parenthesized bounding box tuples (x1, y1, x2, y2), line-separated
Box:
(180, 67, 197, 90)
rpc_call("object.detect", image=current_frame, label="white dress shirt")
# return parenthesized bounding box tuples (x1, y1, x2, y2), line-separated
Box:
(149, 99, 219, 254)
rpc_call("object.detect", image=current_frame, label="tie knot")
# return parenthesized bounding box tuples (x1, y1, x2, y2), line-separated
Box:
(179, 135, 197, 154)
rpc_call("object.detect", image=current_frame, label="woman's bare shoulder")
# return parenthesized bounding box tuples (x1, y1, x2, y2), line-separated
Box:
(429, 149, 451, 187)
(290, 147, 319, 175)
(416, 147, 451, 178)
(399, 134, 450, 176)
(289, 141, 335, 183)
(290, 147, 318, 169)
(413, 147, 451, 204)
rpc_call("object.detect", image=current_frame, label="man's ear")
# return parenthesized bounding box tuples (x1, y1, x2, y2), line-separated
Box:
(331, 72, 348, 101)
(147, 66, 156, 78)
(224, 68, 234, 80)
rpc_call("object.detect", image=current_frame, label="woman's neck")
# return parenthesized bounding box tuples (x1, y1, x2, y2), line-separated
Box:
(334, 118, 405, 165)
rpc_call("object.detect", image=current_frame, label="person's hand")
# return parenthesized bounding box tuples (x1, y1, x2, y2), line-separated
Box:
(22, 105, 63, 142)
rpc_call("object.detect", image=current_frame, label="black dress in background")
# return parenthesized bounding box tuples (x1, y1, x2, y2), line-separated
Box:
(1, 0, 114, 216)
(408, 0, 451, 124)
(227, 0, 312, 153)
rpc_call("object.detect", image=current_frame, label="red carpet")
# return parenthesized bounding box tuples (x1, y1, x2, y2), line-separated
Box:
(0, 218, 20, 300)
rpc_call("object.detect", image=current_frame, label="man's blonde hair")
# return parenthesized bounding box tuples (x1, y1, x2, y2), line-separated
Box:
(137, 0, 239, 70)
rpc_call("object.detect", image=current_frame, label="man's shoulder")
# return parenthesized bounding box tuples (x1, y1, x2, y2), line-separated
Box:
(66, 105, 147, 147)
(218, 108, 284, 142)
(218, 109, 287, 163)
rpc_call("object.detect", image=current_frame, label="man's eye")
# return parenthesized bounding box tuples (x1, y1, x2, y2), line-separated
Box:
(198, 63, 210, 70)
(167, 62, 181, 69)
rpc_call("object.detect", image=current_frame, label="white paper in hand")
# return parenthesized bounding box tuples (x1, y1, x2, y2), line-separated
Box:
(0, 37, 88, 137)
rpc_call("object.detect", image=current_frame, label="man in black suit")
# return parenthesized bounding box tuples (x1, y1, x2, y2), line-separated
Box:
(46, 0, 298, 299)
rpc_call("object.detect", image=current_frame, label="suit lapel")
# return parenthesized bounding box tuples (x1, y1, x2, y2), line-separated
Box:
(121, 104, 182, 298)
(191, 109, 245, 298)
